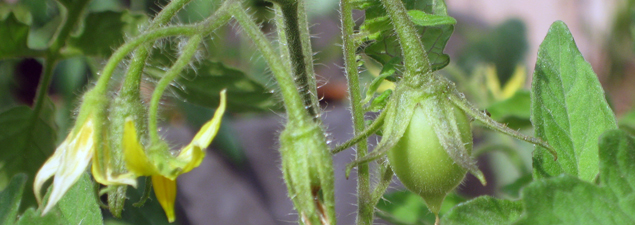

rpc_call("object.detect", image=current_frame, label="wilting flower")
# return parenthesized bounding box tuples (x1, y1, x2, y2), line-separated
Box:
(123, 90, 226, 222)
(33, 91, 137, 215)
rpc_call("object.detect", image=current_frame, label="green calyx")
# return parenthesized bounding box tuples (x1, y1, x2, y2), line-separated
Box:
(279, 120, 335, 225)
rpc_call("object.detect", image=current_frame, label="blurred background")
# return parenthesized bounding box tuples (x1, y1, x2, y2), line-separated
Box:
(2, 0, 635, 224)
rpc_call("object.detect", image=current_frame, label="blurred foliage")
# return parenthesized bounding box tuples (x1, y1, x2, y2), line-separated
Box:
(455, 19, 528, 85)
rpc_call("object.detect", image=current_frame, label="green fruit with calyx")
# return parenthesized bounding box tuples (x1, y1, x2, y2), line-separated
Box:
(387, 96, 472, 214)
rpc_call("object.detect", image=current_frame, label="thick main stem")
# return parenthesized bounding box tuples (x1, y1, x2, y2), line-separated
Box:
(339, 0, 373, 223)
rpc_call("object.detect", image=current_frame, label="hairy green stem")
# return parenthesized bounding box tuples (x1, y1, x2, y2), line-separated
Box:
(340, 1, 373, 221)
(148, 35, 203, 142)
(92, 25, 197, 93)
(379, 0, 432, 85)
(332, 108, 386, 154)
(230, 2, 308, 122)
(93, 0, 233, 94)
(273, 1, 320, 120)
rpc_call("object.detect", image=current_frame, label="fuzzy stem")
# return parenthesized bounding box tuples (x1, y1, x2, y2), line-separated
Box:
(148, 35, 203, 142)
(122, 0, 197, 96)
(332, 108, 386, 154)
(339, 1, 375, 221)
(379, 0, 432, 85)
(93, 0, 233, 94)
(230, 3, 309, 123)
(274, 5, 292, 73)
(92, 25, 197, 93)
(273, 1, 320, 120)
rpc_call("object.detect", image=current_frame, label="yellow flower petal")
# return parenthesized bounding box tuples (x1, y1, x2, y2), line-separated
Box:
(177, 90, 226, 173)
(152, 175, 177, 223)
(190, 90, 227, 149)
(500, 64, 526, 99)
(42, 118, 96, 215)
(123, 118, 159, 176)
(485, 64, 502, 99)
(92, 124, 137, 187)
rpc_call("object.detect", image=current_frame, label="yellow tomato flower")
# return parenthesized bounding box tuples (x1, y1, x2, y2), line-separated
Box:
(123, 90, 227, 222)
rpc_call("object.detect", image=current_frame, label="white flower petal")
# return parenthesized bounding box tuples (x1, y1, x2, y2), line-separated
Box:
(42, 120, 95, 215)
(33, 136, 69, 205)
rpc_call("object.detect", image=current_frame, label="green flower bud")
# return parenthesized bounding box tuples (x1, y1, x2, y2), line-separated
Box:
(279, 120, 335, 225)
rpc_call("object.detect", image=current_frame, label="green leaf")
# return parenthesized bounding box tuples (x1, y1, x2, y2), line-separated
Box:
(0, 12, 40, 59)
(407, 10, 456, 27)
(0, 103, 57, 210)
(598, 130, 635, 215)
(376, 190, 466, 225)
(516, 175, 634, 225)
(360, 0, 454, 71)
(67, 10, 147, 57)
(0, 174, 27, 225)
(441, 196, 522, 225)
(55, 173, 102, 225)
(17, 173, 102, 225)
(531, 21, 617, 181)
(618, 107, 635, 136)
(486, 90, 531, 129)
(172, 60, 277, 112)
(515, 130, 635, 224)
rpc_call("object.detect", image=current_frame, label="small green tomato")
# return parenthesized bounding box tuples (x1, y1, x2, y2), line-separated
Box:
(387, 98, 472, 214)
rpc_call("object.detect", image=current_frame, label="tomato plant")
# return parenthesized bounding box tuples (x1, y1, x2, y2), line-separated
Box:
(0, 0, 633, 224)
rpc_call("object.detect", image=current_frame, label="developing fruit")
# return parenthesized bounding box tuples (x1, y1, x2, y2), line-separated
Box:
(387, 96, 472, 214)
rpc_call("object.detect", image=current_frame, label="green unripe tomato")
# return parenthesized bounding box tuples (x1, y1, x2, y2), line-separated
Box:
(387, 99, 472, 214)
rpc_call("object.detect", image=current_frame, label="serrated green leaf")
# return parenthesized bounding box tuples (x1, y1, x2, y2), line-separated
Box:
(516, 132, 635, 224)
(486, 90, 531, 129)
(360, 0, 454, 71)
(0, 174, 27, 225)
(516, 175, 634, 225)
(598, 130, 635, 215)
(172, 60, 277, 112)
(531, 21, 617, 181)
(16, 173, 102, 225)
(441, 196, 522, 225)
(0, 103, 57, 210)
(67, 10, 147, 57)
(0, 12, 40, 59)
